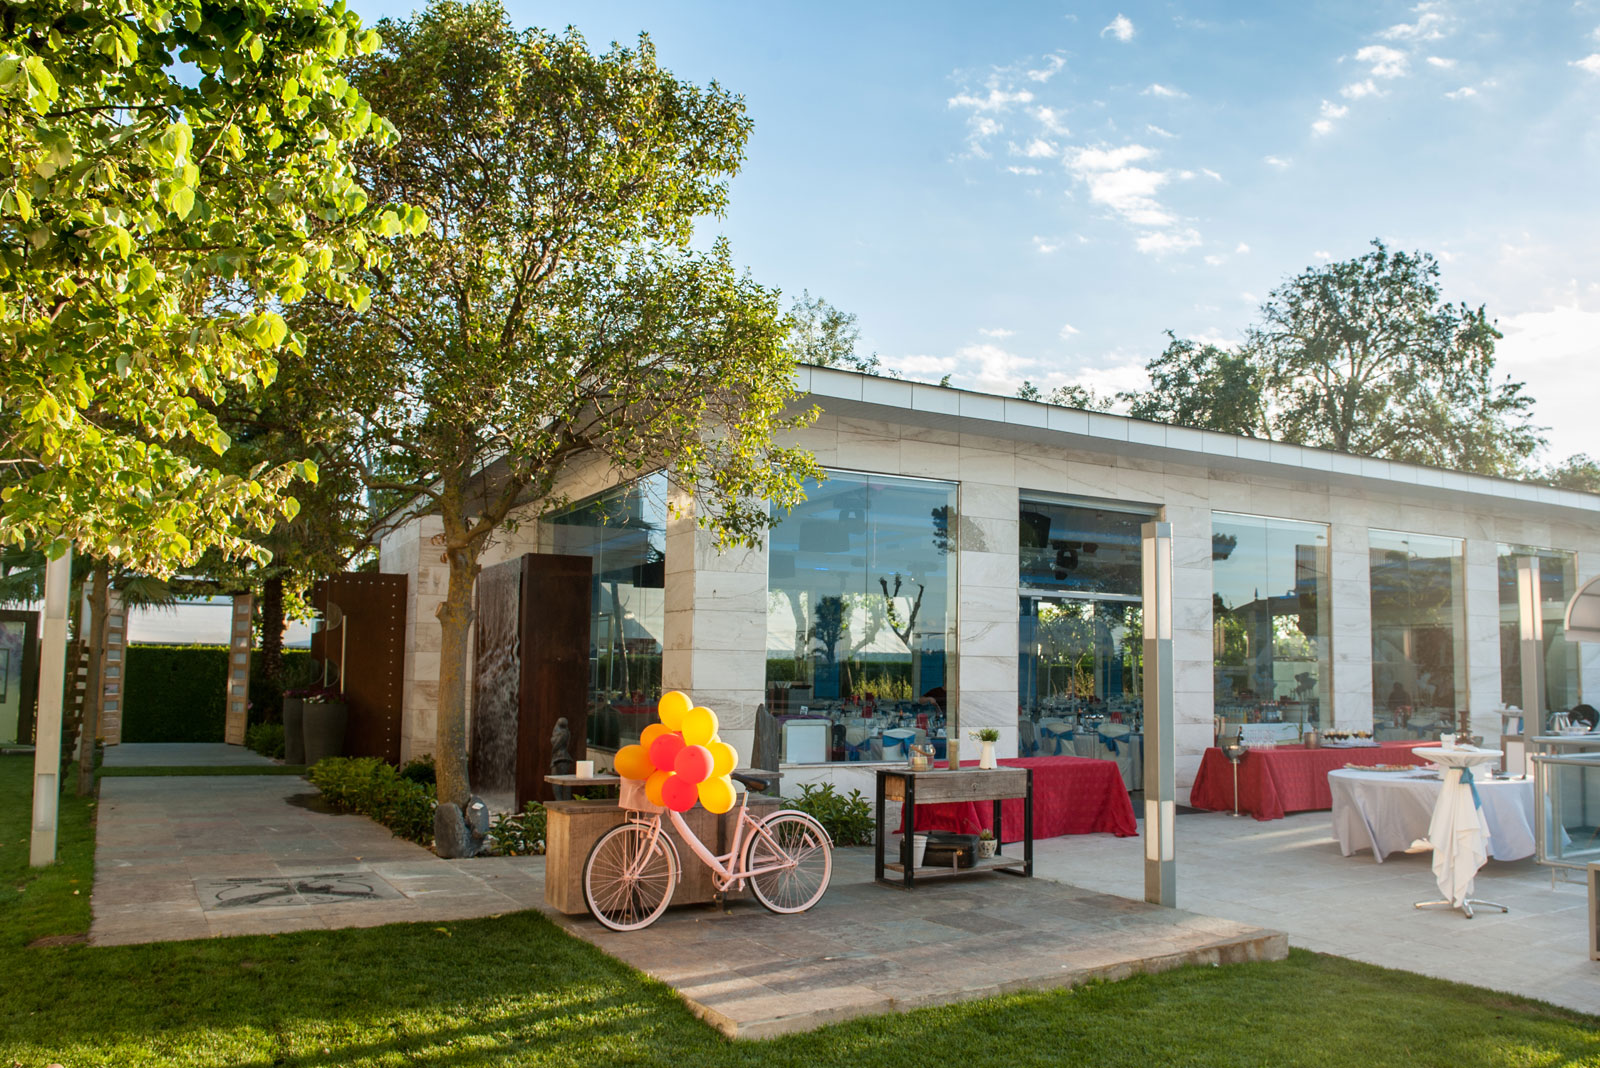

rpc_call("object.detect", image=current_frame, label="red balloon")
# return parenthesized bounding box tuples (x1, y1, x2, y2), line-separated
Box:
(674, 744, 714, 785)
(661, 773, 699, 812)
(648, 731, 685, 772)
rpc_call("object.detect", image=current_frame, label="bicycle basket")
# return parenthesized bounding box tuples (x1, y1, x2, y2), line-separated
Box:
(618, 777, 667, 814)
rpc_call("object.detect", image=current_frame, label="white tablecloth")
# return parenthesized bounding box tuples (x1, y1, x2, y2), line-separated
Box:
(1328, 768, 1536, 862)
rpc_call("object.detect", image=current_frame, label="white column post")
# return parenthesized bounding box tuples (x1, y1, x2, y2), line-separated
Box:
(1141, 521, 1176, 907)
(31, 546, 72, 868)
(1518, 555, 1545, 732)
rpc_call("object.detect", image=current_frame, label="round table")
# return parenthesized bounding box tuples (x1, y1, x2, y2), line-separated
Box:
(1327, 767, 1535, 862)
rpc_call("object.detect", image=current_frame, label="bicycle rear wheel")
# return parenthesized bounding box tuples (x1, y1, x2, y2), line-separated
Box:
(743, 812, 832, 914)
(583, 821, 677, 931)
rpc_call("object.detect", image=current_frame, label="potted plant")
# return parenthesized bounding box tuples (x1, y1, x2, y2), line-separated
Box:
(279, 658, 319, 765)
(970, 727, 1001, 769)
(301, 684, 349, 766)
(976, 828, 997, 859)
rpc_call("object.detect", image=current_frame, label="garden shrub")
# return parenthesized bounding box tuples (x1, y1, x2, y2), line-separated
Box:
(398, 754, 436, 786)
(783, 782, 873, 845)
(488, 802, 547, 856)
(121, 645, 229, 742)
(308, 757, 436, 845)
(244, 723, 286, 760)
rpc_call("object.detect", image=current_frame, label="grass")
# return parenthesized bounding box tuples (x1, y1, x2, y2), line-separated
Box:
(98, 764, 309, 777)
(3, 753, 1597, 1068)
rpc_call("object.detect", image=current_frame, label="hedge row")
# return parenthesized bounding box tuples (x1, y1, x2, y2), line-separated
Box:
(121, 646, 311, 744)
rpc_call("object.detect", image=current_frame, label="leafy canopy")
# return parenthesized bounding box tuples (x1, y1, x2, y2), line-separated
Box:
(0, 0, 422, 573)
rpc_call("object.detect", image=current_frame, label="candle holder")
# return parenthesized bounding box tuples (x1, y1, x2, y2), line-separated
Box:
(1222, 736, 1248, 818)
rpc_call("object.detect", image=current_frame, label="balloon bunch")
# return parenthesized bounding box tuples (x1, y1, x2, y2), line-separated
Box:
(611, 691, 739, 814)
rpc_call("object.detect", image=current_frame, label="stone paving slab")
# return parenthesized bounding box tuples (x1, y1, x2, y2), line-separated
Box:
(103, 742, 275, 767)
(542, 849, 1286, 1039)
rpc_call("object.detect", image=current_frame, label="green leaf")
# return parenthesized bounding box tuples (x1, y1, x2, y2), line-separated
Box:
(169, 186, 195, 220)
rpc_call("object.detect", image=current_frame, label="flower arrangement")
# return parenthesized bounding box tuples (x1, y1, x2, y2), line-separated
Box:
(970, 727, 1001, 743)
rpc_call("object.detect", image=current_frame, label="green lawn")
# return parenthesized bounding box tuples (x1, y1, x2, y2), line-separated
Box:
(2, 753, 1596, 1068)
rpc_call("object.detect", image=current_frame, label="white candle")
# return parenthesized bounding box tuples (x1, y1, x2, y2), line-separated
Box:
(575, 760, 595, 779)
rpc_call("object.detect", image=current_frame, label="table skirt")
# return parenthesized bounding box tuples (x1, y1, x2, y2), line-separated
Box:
(899, 756, 1137, 842)
(1189, 741, 1436, 821)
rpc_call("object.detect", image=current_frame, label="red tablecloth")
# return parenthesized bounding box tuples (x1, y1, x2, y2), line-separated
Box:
(898, 756, 1138, 842)
(1189, 741, 1437, 821)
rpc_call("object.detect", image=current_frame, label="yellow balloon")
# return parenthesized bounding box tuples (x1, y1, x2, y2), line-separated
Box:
(682, 705, 719, 747)
(640, 722, 670, 750)
(645, 769, 672, 807)
(698, 776, 737, 815)
(657, 690, 692, 730)
(708, 740, 738, 779)
(613, 744, 654, 782)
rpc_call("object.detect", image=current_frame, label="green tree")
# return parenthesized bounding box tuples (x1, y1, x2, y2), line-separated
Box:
(1120, 333, 1266, 435)
(1537, 453, 1600, 493)
(0, 0, 421, 574)
(1017, 381, 1114, 411)
(788, 291, 881, 373)
(300, 1, 818, 833)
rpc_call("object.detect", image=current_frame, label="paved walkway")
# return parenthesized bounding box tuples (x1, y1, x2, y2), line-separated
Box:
(1033, 810, 1600, 1016)
(103, 742, 275, 767)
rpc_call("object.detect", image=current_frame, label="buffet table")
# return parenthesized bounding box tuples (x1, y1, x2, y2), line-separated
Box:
(1190, 741, 1437, 821)
(1328, 767, 1536, 862)
(898, 756, 1138, 842)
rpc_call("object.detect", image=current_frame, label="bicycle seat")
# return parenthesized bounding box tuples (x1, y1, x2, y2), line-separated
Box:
(731, 769, 779, 792)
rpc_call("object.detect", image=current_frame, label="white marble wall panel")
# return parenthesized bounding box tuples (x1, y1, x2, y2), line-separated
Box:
(1464, 540, 1503, 740)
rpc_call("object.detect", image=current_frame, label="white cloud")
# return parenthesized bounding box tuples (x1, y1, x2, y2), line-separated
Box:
(1263, 155, 1292, 169)
(1146, 124, 1175, 138)
(1241, 291, 1259, 304)
(1341, 79, 1381, 99)
(1033, 235, 1060, 254)
(971, 117, 1002, 138)
(1059, 323, 1080, 337)
(1102, 14, 1135, 42)
(1312, 100, 1348, 136)
(895, 353, 960, 379)
(1027, 55, 1066, 82)
(1021, 138, 1058, 158)
(1444, 86, 1477, 99)
(1072, 144, 1155, 170)
(958, 342, 1044, 396)
(1204, 254, 1225, 266)
(1235, 242, 1250, 253)
(1032, 106, 1071, 135)
(1377, 5, 1448, 41)
(1496, 301, 1600, 461)
(1356, 44, 1410, 78)
(1574, 55, 1600, 75)
(979, 327, 1015, 338)
(1136, 228, 1201, 255)
(1006, 165, 1042, 175)
(949, 86, 1035, 112)
(1142, 83, 1188, 98)
(1202, 168, 1223, 181)
(1311, 120, 1334, 135)
(1314, 250, 1332, 260)
(1177, 169, 1195, 180)
(1426, 56, 1456, 68)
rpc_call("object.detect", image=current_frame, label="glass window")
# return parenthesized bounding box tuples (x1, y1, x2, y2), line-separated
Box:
(765, 471, 957, 763)
(1498, 545, 1581, 715)
(1019, 497, 1149, 598)
(1212, 513, 1330, 735)
(548, 473, 668, 755)
(1369, 529, 1465, 735)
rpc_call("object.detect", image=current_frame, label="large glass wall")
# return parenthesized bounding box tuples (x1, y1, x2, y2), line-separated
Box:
(548, 472, 668, 755)
(765, 470, 957, 763)
(1369, 529, 1465, 735)
(1212, 513, 1330, 735)
(1017, 496, 1151, 761)
(1498, 544, 1581, 716)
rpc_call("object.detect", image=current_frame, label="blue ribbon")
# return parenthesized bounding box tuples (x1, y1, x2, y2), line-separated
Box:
(883, 735, 911, 759)
(1100, 734, 1122, 755)
(1459, 765, 1482, 809)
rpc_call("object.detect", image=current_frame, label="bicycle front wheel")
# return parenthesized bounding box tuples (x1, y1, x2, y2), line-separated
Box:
(743, 812, 832, 914)
(583, 821, 677, 931)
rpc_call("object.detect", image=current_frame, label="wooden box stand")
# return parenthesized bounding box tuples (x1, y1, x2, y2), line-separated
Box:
(543, 796, 781, 915)
(874, 766, 1034, 889)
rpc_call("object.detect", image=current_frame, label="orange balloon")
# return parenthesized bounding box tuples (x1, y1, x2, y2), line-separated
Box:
(698, 776, 736, 815)
(612, 744, 654, 782)
(708, 740, 738, 779)
(640, 723, 670, 750)
(657, 690, 692, 731)
(681, 705, 719, 747)
(645, 769, 672, 807)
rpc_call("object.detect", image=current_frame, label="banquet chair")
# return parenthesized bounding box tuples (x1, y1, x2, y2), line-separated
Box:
(1018, 720, 1039, 757)
(1038, 718, 1073, 756)
(1096, 722, 1138, 790)
(882, 728, 917, 761)
(844, 724, 871, 762)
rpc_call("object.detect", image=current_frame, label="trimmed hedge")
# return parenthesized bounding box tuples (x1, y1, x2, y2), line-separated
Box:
(121, 646, 311, 744)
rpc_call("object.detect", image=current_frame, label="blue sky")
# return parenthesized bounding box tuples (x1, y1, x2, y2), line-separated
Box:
(356, 0, 1600, 464)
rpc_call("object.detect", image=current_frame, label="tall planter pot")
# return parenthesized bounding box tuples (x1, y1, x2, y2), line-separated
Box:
(282, 697, 306, 765)
(302, 701, 348, 767)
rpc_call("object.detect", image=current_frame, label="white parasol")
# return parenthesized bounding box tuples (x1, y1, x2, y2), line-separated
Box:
(1411, 746, 1506, 918)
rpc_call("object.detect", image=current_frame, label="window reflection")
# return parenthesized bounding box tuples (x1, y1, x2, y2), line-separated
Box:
(765, 471, 957, 763)
(1211, 513, 1330, 739)
(1498, 544, 1580, 713)
(548, 473, 667, 755)
(1369, 529, 1465, 736)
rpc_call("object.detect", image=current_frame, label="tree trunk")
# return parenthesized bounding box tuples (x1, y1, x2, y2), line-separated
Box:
(259, 574, 285, 683)
(76, 560, 111, 796)
(434, 543, 478, 812)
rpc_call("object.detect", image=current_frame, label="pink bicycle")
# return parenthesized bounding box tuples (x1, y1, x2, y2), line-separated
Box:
(582, 772, 833, 932)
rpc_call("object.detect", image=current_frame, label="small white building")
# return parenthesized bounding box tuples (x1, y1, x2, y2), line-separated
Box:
(377, 365, 1600, 804)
